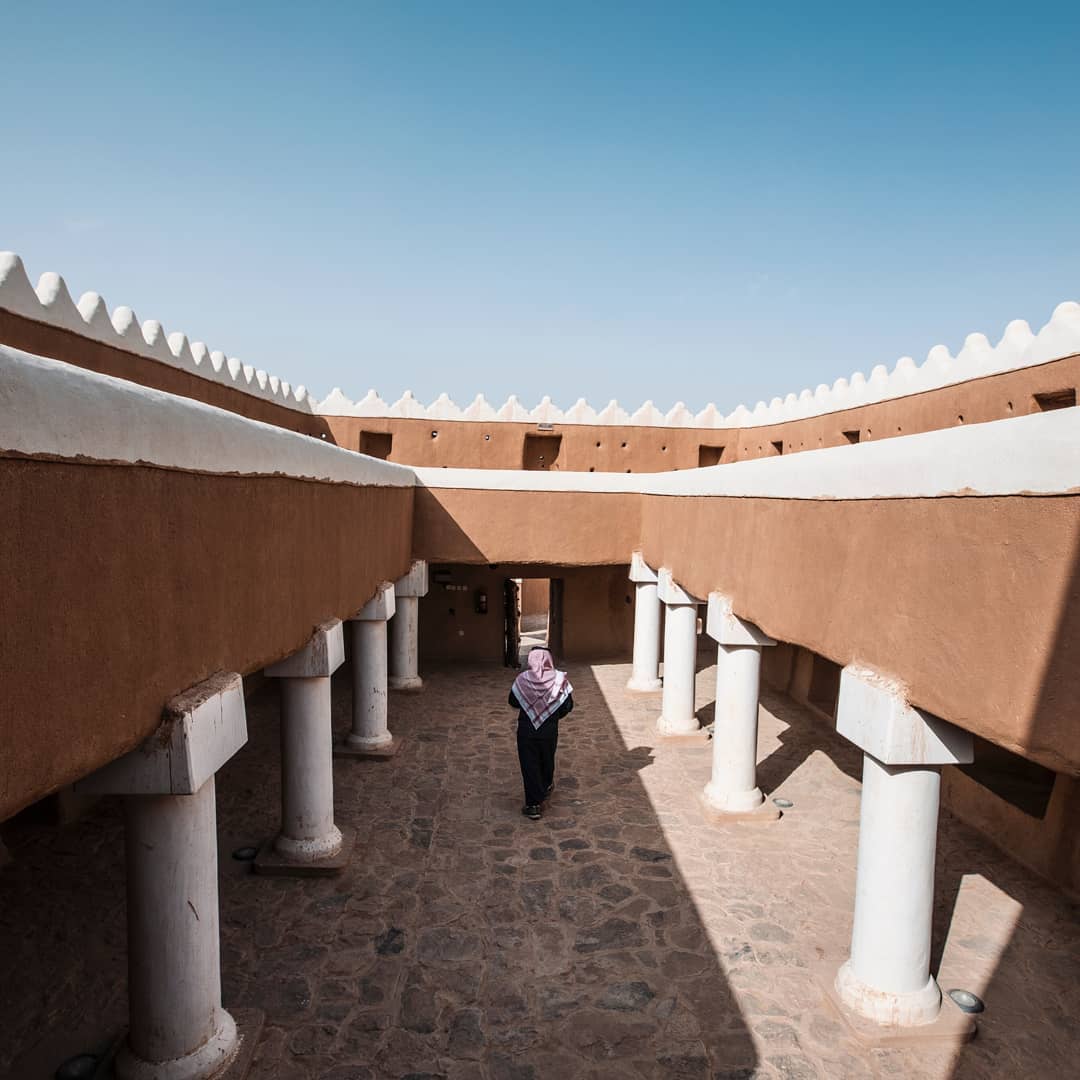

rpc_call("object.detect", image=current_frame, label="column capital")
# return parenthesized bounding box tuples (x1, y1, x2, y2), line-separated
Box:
(658, 568, 702, 606)
(76, 672, 248, 796)
(629, 551, 658, 584)
(350, 582, 396, 622)
(836, 666, 974, 766)
(265, 619, 345, 679)
(394, 559, 429, 598)
(706, 594, 775, 647)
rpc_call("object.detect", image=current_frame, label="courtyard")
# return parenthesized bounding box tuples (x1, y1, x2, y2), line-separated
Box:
(2, 658, 1078, 1079)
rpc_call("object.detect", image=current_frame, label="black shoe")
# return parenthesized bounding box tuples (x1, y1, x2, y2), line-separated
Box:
(522, 804, 542, 820)
(543, 782, 554, 800)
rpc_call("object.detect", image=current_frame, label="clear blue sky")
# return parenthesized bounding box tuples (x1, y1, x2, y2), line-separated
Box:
(2, 2, 1078, 412)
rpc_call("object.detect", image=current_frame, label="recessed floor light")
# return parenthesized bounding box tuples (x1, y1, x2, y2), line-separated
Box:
(947, 988, 985, 1013)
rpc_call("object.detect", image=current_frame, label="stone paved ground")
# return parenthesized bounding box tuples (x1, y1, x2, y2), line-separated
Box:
(2, 657, 1079, 1079)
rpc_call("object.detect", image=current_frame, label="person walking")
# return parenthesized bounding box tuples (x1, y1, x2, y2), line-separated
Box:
(509, 646, 574, 820)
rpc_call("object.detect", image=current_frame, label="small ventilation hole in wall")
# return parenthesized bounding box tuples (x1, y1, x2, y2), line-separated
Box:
(484, 433, 491, 441)
(842, 430, 860, 444)
(431, 430, 439, 438)
(771, 440, 784, 455)
(957, 414, 964, 424)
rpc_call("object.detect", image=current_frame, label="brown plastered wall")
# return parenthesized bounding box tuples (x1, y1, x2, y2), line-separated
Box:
(0, 310, 333, 438)
(943, 769, 1080, 897)
(765, 641, 1080, 896)
(324, 352, 1080, 471)
(561, 565, 634, 660)
(411, 488, 641, 567)
(520, 577, 549, 617)
(0, 455, 413, 821)
(641, 492, 1080, 775)
(419, 563, 633, 665)
(420, 565, 507, 665)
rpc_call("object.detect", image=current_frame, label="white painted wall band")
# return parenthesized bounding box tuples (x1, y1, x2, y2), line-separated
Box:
(0, 346, 414, 488)
(3, 343, 1078, 500)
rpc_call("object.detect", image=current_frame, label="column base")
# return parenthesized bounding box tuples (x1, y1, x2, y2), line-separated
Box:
(114, 1006, 262, 1080)
(254, 826, 354, 877)
(334, 735, 402, 760)
(821, 962, 974, 1047)
(698, 787, 780, 824)
(654, 715, 708, 745)
(626, 675, 663, 693)
(388, 675, 424, 692)
(834, 959, 943, 1027)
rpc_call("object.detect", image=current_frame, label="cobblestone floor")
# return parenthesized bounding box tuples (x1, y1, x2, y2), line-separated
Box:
(2, 657, 1079, 1079)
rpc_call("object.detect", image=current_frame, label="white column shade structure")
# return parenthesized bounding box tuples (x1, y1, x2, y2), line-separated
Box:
(75, 673, 249, 1080)
(627, 552, 663, 692)
(258, 619, 352, 874)
(388, 560, 429, 691)
(655, 568, 704, 737)
(833, 666, 974, 1027)
(337, 583, 400, 758)
(701, 594, 778, 817)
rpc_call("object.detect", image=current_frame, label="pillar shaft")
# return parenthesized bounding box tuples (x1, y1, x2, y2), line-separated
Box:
(704, 643, 764, 811)
(658, 602, 698, 734)
(276, 677, 342, 860)
(628, 580, 662, 691)
(121, 779, 237, 1076)
(388, 594, 422, 690)
(836, 755, 943, 1025)
(348, 618, 392, 749)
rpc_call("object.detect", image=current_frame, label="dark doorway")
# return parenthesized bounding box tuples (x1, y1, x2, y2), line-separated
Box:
(502, 578, 520, 667)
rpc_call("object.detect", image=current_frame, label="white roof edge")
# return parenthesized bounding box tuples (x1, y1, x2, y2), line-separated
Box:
(0, 345, 415, 488)
(414, 408, 1080, 500)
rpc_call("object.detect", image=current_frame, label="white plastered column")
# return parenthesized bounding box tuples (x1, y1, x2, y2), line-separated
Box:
(627, 552, 663, 692)
(833, 666, 974, 1027)
(389, 560, 428, 691)
(655, 569, 703, 737)
(701, 594, 777, 816)
(258, 619, 350, 874)
(76, 673, 250, 1080)
(337, 583, 399, 759)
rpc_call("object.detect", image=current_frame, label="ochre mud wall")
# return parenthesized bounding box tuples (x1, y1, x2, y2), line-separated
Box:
(0, 310, 331, 438)
(418, 564, 633, 665)
(412, 488, 641, 566)
(641, 493, 1080, 775)
(325, 352, 1080, 472)
(0, 455, 413, 820)
(561, 565, 634, 660)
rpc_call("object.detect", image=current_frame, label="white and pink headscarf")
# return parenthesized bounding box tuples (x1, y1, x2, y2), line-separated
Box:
(512, 648, 573, 730)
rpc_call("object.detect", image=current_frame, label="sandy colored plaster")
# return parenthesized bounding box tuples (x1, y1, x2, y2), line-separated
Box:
(640, 492, 1080, 774)
(0, 458, 413, 821)
(411, 487, 642, 566)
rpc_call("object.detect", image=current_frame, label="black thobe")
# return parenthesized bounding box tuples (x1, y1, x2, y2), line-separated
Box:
(509, 688, 574, 806)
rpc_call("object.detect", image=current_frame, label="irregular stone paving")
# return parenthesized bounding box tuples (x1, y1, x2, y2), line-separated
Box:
(2, 656, 1079, 1079)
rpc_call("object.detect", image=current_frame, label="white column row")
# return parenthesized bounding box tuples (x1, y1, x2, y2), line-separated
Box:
(69, 566, 429, 1078)
(625, 552, 976, 1032)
